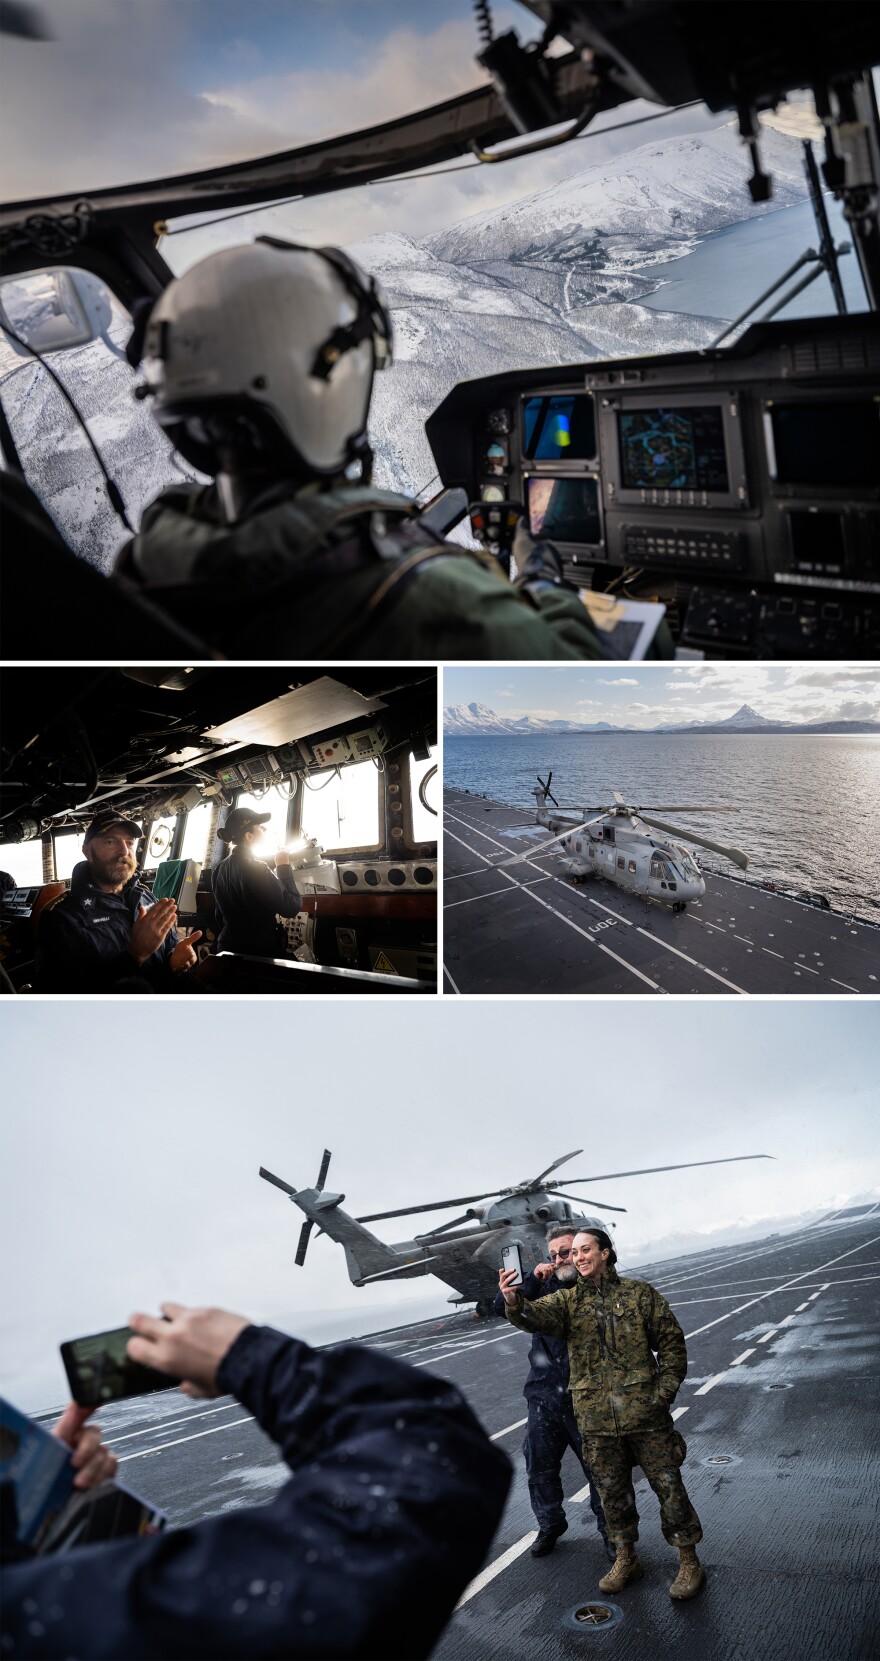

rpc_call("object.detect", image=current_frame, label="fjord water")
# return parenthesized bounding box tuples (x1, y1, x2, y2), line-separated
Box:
(634, 197, 867, 321)
(444, 734, 880, 918)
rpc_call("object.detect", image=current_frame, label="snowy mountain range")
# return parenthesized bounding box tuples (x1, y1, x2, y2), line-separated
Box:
(0, 115, 820, 558)
(444, 702, 880, 737)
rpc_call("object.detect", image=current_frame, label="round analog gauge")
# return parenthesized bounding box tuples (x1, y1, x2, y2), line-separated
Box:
(481, 484, 505, 502)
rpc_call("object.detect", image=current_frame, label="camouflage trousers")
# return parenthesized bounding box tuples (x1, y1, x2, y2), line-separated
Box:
(523, 1398, 608, 1538)
(582, 1429, 703, 1548)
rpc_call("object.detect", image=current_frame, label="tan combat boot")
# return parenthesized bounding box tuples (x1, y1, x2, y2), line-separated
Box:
(598, 1543, 644, 1593)
(668, 1545, 705, 1600)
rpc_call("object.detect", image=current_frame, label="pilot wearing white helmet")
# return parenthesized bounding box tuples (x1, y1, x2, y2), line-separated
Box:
(117, 237, 654, 660)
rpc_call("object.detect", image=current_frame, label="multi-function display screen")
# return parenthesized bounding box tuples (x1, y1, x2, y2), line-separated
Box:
(618, 405, 729, 492)
(523, 394, 596, 462)
(527, 476, 601, 545)
(769, 401, 879, 489)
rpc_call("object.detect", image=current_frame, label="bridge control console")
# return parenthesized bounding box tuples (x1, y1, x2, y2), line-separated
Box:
(425, 315, 880, 657)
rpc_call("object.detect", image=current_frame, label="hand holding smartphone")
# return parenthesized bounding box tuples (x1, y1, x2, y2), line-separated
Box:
(60, 1325, 181, 1407)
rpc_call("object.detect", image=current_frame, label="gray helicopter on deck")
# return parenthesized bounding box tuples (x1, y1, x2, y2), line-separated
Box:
(487, 774, 749, 912)
(259, 1147, 770, 1315)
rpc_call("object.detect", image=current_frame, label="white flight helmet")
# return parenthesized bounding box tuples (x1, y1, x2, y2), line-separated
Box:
(139, 238, 392, 477)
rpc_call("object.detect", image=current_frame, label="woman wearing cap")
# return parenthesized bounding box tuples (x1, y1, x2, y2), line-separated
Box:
(212, 809, 301, 958)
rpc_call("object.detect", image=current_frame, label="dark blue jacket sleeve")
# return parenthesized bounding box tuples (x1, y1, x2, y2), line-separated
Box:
(2, 1326, 511, 1660)
(247, 860, 302, 920)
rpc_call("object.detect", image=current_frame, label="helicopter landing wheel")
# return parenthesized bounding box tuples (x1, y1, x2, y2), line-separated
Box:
(673, 901, 686, 913)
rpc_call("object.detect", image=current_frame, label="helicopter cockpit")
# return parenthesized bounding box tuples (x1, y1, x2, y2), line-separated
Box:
(1, 1, 878, 660)
(0, 668, 437, 994)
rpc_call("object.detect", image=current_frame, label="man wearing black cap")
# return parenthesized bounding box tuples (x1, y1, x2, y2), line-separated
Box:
(212, 807, 301, 958)
(36, 813, 201, 993)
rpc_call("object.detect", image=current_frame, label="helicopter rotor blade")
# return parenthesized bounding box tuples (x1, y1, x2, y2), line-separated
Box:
(531, 1150, 583, 1185)
(537, 772, 559, 808)
(294, 1219, 314, 1266)
(640, 817, 749, 870)
(417, 1212, 477, 1238)
(315, 1149, 332, 1190)
(546, 1191, 629, 1212)
(259, 1166, 297, 1197)
(544, 1155, 773, 1185)
(633, 805, 741, 814)
(356, 1190, 502, 1223)
(494, 822, 595, 866)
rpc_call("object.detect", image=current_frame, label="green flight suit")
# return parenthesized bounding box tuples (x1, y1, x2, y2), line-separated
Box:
(115, 482, 623, 661)
(505, 1267, 702, 1547)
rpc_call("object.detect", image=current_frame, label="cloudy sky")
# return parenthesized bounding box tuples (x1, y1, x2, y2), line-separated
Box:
(1, 0, 727, 244)
(2, 1001, 877, 1409)
(443, 663, 880, 728)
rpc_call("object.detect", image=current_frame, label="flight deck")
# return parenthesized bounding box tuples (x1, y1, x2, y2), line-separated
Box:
(52, 1210, 880, 1661)
(443, 787, 880, 996)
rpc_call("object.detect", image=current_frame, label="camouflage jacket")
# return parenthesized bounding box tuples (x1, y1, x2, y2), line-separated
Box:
(504, 1267, 687, 1437)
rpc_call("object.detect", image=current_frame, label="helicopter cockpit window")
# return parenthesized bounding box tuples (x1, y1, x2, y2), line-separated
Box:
(0, 266, 197, 570)
(299, 759, 381, 854)
(0, 839, 43, 889)
(143, 817, 178, 872)
(650, 856, 664, 880)
(408, 748, 438, 846)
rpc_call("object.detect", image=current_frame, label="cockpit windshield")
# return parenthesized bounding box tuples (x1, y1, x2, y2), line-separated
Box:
(0, 2, 872, 559)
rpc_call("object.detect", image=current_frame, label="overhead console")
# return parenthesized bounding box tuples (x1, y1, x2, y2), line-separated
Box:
(425, 315, 880, 658)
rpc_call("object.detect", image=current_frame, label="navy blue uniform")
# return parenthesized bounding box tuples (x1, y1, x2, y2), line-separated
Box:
(2, 1323, 511, 1659)
(494, 1271, 607, 1540)
(36, 862, 182, 993)
(213, 849, 301, 957)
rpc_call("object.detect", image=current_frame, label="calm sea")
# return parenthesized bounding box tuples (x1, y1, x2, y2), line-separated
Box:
(444, 733, 880, 918)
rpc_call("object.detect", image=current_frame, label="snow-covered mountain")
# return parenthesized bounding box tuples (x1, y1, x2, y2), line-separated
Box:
(0, 116, 820, 554)
(444, 703, 632, 736)
(445, 702, 880, 737)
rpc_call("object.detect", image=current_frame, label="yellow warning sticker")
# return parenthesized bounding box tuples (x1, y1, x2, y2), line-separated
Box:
(372, 951, 400, 976)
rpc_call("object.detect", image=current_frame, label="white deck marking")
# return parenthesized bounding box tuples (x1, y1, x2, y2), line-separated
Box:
(777, 1312, 799, 1326)
(490, 1417, 528, 1442)
(445, 812, 662, 991)
(682, 1234, 880, 1341)
(444, 867, 497, 882)
(117, 1417, 255, 1461)
(757, 1329, 778, 1344)
(762, 947, 784, 959)
(456, 1531, 538, 1607)
(105, 1401, 242, 1444)
(830, 978, 858, 992)
(412, 1330, 527, 1368)
(734, 934, 754, 945)
(694, 1372, 728, 1396)
(671, 1406, 689, 1421)
(569, 1481, 593, 1503)
(444, 878, 552, 910)
(730, 1349, 756, 1366)
(443, 963, 461, 993)
(634, 928, 748, 994)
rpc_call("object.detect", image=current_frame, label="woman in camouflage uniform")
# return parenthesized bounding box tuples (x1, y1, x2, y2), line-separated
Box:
(500, 1228, 705, 1600)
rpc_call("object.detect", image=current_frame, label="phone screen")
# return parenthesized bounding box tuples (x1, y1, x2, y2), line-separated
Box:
(60, 1326, 179, 1406)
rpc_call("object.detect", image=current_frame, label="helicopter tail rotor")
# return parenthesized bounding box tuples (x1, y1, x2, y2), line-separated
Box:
(293, 1149, 333, 1266)
(537, 772, 559, 809)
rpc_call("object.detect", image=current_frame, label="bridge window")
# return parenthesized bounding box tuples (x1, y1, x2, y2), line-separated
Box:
(180, 800, 213, 864)
(53, 830, 84, 880)
(0, 839, 43, 888)
(300, 759, 381, 853)
(408, 748, 438, 845)
(235, 789, 290, 853)
(143, 816, 178, 871)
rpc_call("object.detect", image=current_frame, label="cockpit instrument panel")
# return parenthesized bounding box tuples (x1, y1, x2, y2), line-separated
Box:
(425, 315, 880, 657)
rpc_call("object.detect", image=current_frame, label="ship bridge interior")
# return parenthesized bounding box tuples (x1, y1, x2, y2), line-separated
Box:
(1, 2, 878, 661)
(0, 668, 438, 994)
